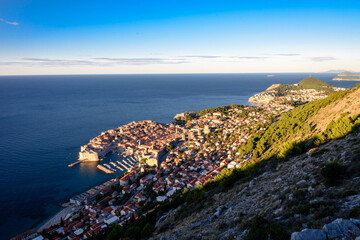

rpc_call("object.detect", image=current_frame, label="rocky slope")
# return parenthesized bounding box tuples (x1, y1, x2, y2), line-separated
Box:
(152, 130, 360, 239)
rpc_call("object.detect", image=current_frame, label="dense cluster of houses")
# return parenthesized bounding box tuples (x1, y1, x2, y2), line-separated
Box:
(17, 105, 294, 240)
(249, 86, 344, 104)
(79, 120, 187, 163)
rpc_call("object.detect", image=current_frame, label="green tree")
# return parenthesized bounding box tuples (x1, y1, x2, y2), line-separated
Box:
(141, 223, 155, 238)
(165, 145, 173, 152)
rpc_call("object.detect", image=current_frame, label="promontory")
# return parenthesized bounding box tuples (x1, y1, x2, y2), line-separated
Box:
(248, 77, 344, 105)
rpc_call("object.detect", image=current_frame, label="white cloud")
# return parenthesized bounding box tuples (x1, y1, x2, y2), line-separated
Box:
(0, 55, 275, 69)
(0, 57, 188, 67)
(308, 57, 336, 62)
(265, 53, 301, 56)
(181, 55, 268, 60)
(0, 18, 19, 26)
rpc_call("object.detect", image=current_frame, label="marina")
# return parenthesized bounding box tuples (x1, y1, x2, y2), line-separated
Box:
(92, 155, 140, 174)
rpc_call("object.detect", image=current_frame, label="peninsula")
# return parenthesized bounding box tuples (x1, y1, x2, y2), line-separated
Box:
(248, 77, 344, 105)
(72, 120, 187, 172)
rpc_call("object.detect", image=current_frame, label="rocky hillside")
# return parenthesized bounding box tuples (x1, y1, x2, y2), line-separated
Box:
(153, 130, 360, 240)
(248, 77, 344, 105)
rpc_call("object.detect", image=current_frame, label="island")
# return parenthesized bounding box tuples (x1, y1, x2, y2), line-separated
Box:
(333, 71, 360, 81)
(248, 77, 345, 105)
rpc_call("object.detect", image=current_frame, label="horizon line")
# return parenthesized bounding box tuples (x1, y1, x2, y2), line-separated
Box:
(0, 71, 340, 77)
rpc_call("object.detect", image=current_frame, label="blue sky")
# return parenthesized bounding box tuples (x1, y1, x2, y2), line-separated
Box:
(0, 0, 360, 75)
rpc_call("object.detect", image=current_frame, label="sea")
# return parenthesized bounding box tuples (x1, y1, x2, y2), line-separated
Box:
(0, 73, 357, 239)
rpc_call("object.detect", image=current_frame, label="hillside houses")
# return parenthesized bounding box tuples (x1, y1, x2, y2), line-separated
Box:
(79, 120, 187, 163)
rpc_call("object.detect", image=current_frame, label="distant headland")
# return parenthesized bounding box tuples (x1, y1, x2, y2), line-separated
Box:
(248, 77, 345, 105)
(333, 71, 360, 81)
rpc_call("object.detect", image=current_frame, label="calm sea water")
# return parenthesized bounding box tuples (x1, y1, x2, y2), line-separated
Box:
(0, 73, 356, 239)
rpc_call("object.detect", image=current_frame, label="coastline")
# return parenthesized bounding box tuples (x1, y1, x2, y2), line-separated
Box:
(28, 91, 316, 233)
(333, 78, 360, 81)
(248, 99, 266, 106)
(4, 73, 354, 240)
(37, 206, 73, 231)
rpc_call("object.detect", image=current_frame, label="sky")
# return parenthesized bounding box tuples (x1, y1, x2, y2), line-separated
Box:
(0, 0, 360, 75)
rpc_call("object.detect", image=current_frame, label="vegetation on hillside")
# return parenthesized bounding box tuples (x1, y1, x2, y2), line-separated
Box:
(244, 216, 289, 240)
(263, 77, 337, 98)
(240, 84, 360, 160)
(198, 104, 240, 116)
(297, 77, 333, 89)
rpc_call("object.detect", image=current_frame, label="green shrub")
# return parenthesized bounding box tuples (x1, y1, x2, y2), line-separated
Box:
(320, 160, 346, 186)
(141, 223, 155, 238)
(125, 226, 141, 239)
(244, 216, 289, 240)
(319, 113, 360, 141)
(105, 225, 124, 240)
(277, 141, 308, 161)
(295, 201, 337, 218)
(185, 186, 205, 203)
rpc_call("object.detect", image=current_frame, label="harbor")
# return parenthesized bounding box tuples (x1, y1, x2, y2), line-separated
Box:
(96, 156, 139, 174)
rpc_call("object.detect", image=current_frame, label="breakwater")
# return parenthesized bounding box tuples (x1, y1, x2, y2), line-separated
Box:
(97, 165, 114, 174)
